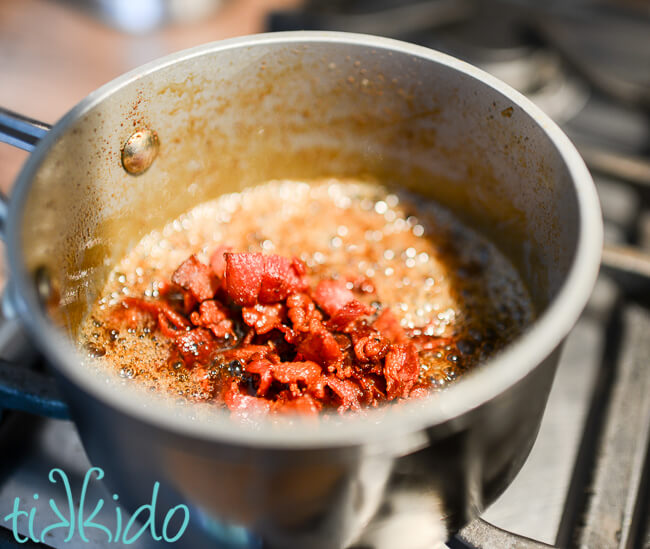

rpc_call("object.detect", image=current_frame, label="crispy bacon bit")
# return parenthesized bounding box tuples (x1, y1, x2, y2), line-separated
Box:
(175, 328, 217, 366)
(287, 293, 321, 332)
(172, 255, 219, 302)
(274, 394, 321, 415)
(373, 308, 408, 344)
(353, 334, 390, 363)
(271, 361, 322, 393)
(325, 376, 364, 412)
(384, 343, 419, 399)
(245, 359, 274, 396)
(224, 382, 271, 416)
(258, 255, 307, 304)
(312, 279, 356, 317)
(296, 321, 342, 369)
(122, 297, 190, 330)
(114, 250, 455, 416)
(225, 253, 307, 306)
(242, 303, 287, 335)
(326, 299, 373, 332)
(224, 252, 265, 306)
(190, 300, 235, 339)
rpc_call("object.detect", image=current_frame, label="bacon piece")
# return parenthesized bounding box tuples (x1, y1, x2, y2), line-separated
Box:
(373, 308, 408, 344)
(271, 361, 322, 395)
(174, 328, 217, 366)
(245, 359, 274, 396)
(224, 253, 265, 306)
(242, 303, 287, 335)
(325, 376, 364, 412)
(408, 386, 429, 399)
(287, 293, 321, 333)
(209, 245, 232, 279)
(274, 394, 321, 415)
(122, 297, 190, 331)
(258, 255, 307, 304)
(353, 334, 390, 363)
(312, 279, 355, 317)
(220, 344, 270, 364)
(190, 300, 235, 339)
(384, 343, 419, 399)
(225, 253, 308, 306)
(172, 255, 219, 303)
(158, 313, 180, 339)
(296, 320, 342, 369)
(326, 299, 373, 331)
(352, 373, 385, 405)
(224, 383, 271, 417)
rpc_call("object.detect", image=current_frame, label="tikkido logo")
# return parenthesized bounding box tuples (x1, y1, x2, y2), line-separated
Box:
(3, 467, 190, 544)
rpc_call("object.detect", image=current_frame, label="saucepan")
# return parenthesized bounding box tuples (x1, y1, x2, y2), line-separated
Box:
(0, 32, 601, 548)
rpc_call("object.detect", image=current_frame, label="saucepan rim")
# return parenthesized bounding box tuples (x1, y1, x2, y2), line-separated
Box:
(5, 31, 603, 448)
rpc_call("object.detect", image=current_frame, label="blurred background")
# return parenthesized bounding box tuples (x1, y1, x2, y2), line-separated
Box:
(1, 0, 649, 196)
(0, 1, 649, 548)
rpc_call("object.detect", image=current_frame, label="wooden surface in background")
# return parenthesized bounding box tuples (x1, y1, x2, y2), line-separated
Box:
(0, 0, 298, 194)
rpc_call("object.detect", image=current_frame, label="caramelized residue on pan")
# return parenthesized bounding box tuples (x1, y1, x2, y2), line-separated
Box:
(79, 179, 533, 416)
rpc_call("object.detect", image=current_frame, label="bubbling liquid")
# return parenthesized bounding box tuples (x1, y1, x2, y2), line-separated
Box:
(79, 179, 533, 407)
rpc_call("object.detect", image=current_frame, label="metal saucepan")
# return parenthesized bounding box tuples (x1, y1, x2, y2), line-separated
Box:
(0, 32, 602, 548)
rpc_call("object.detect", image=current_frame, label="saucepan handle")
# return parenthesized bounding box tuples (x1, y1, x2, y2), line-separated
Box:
(0, 107, 70, 419)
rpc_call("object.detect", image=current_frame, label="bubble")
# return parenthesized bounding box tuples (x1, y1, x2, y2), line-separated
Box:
(413, 225, 425, 237)
(374, 201, 388, 214)
(119, 367, 135, 379)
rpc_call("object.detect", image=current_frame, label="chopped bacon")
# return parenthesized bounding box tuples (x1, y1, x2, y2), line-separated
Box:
(325, 376, 364, 412)
(271, 361, 322, 393)
(312, 279, 356, 317)
(209, 245, 232, 279)
(172, 255, 219, 303)
(373, 308, 408, 344)
(220, 344, 271, 364)
(190, 300, 235, 339)
(224, 252, 265, 306)
(174, 328, 217, 366)
(122, 297, 190, 330)
(353, 334, 390, 363)
(384, 343, 419, 399)
(245, 359, 274, 396)
(273, 394, 321, 415)
(408, 386, 429, 399)
(242, 303, 288, 335)
(353, 373, 385, 405)
(326, 299, 373, 331)
(225, 253, 307, 306)
(287, 293, 321, 332)
(224, 382, 271, 417)
(296, 320, 342, 369)
(112, 250, 445, 416)
(258, 255, 307, 304)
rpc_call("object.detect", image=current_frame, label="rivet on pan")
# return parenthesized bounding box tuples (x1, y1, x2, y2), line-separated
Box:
(34, 266, 53, 303)
(121, 128, 160, 175)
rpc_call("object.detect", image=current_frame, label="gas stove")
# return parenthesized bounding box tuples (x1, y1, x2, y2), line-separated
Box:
(1, 1, 649, 548)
